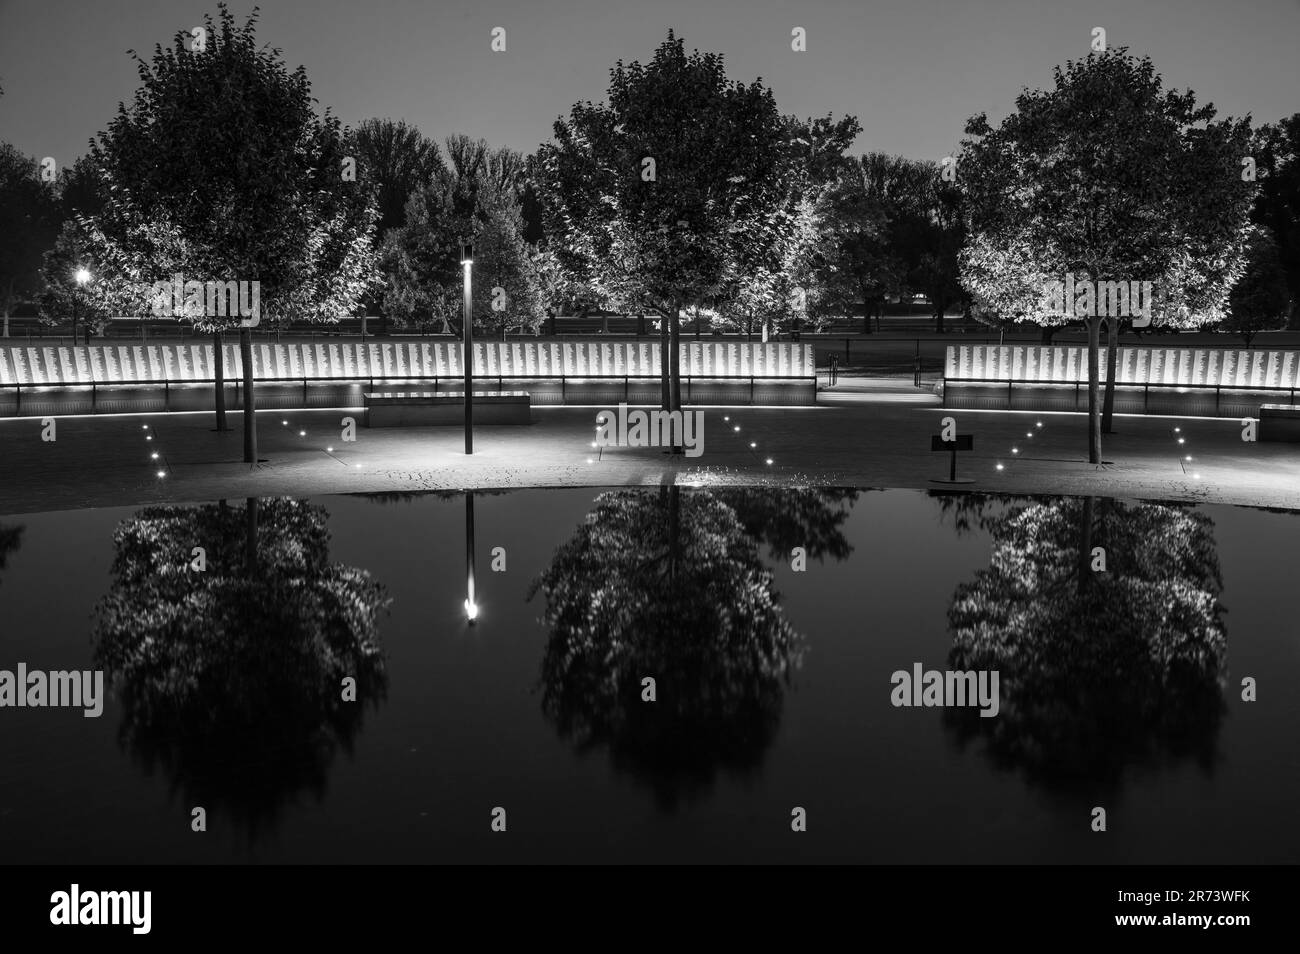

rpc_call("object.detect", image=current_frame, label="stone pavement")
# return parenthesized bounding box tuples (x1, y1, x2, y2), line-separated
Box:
(0, 399, 1296, 515)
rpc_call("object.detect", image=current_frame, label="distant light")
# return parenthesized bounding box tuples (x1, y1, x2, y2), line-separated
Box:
(733, 426, 740, 432)
(1193, 473, 1201, 479)
(749, 442, 756, 448)
(1011, 447, 1018, 454)
(996, 463, 1004, 471)
(590, 442, 597, 448)
(75, 267, 91, 285)
(282, 420, 289, 426)
(1025, 432, 1032, 438)
(1178, 438, 1185, 445)
(1185, 455, 1192, 462)
(765, 458, 773, 465)
(155, 470, 165, 478)
(724, 416, 730, 422)
(354, 463, 362, 468)
(1036, 422, 1043, 428)
(327, 446, 334, 452)
(142, 424, 149, 430)
(586, 458, 593, 464)
(1174, 427, 1181, 433)
(299, 430, 306, 437)
(464, 599, 478, 621)
(150, 452, 158, 460)
(146, 435, 152, 441)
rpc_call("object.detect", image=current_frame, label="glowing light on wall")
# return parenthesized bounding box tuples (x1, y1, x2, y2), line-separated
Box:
(945, 345, 1300, 390)
(0, 342, 816, 386)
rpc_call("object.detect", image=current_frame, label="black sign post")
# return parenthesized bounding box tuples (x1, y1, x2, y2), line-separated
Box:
(930, 434, 975, 484)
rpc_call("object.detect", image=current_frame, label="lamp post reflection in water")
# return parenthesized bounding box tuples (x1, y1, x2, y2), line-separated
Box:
(464, 490, 478, 624)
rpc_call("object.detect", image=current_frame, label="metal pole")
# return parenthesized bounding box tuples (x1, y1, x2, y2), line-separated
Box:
(463, 259, 473, 455)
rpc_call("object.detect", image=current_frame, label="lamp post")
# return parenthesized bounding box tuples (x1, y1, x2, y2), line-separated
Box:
(461, 241, 474, 455)
(464, 490, 478, 624)
(73, 267, 90, 346)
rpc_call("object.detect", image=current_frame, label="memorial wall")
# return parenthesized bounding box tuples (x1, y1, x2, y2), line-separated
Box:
(945, 345, 1300, 391)
(0, 341, 814, 387)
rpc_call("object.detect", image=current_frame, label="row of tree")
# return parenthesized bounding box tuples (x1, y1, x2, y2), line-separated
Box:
(0, 8, 1296, 463)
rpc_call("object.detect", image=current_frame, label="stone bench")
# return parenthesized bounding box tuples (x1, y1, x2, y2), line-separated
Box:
(363, 390, 531, 427)
(1259, 404, 1300, 442)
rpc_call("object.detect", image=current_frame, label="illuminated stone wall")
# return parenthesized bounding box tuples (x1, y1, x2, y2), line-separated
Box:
(0, 341, 814, 386)
(945, 345, 1300, 390)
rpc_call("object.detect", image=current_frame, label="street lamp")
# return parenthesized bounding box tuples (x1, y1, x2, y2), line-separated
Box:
(464, 490, 478, 624)
(73, 267, 91, 346)
(461, 241, 474, 455)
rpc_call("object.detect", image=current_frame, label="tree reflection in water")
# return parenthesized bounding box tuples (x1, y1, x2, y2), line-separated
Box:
(530, 486, 856, 811)
(93, 497, 389, 840)
(942, 495, 1228, 798)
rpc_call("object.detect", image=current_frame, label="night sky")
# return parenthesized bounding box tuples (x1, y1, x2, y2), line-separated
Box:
(2, 0, 1297, 172)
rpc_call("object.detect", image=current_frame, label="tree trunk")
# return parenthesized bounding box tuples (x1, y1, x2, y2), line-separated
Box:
(659, 309, 671, 410)
(670, 307, 683, 451)
(213, 329, 229, 431)
(1101, 317, 1120, 434)
(240, 326, 257, 464)
(669, 484, 681, 584)
(861, 287, 871, 335)
(2, 279, 11, 337)
(1076, 495, 1095, 597)
(761, 314, 770, 343)
(935, 304, 945, 335)
(245, 497, 259, 578)
(1086, 316, 1102, 464)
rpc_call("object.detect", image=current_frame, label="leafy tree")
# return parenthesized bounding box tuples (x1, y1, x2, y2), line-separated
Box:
(353, 118, 445, 238)
(1251, 114, 1300, 326)
(56, 155, 107, 222)
(86, 4, 379, 456)
(817, 158, 898, 333)
(535, 32, 794, 422)
(381, 141, 544, 336)
(715, 487, 860, 562)
(35, 219, 121, 341)
(1223, 225, 1291, 345)
(944, 496, 1227, 796)
(959, 49, 1255, 461)
(93, 497, 389, 839)
(528, 487, 802, 810)
(0, 143, 60, 337)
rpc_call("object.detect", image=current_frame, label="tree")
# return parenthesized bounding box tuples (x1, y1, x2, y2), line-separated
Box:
(817, 157, 897, 333)
(536, 32, 794, 426)
(381, 140, 543, 336)
(1223, 226, 1291, 345)
(1250, 115, 1300, 327)
(0, 144, 60, 337)
(944, 497, 1227, 795)
(353, 118, 445, 238)
(93, 498, 389, 838)
(87, 4, 379, 456)
(528, 487, 802, 810)
(959, 49, 1256, 461)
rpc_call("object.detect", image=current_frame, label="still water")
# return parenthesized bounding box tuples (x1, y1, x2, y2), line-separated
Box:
(0, 488, 1296, 863)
